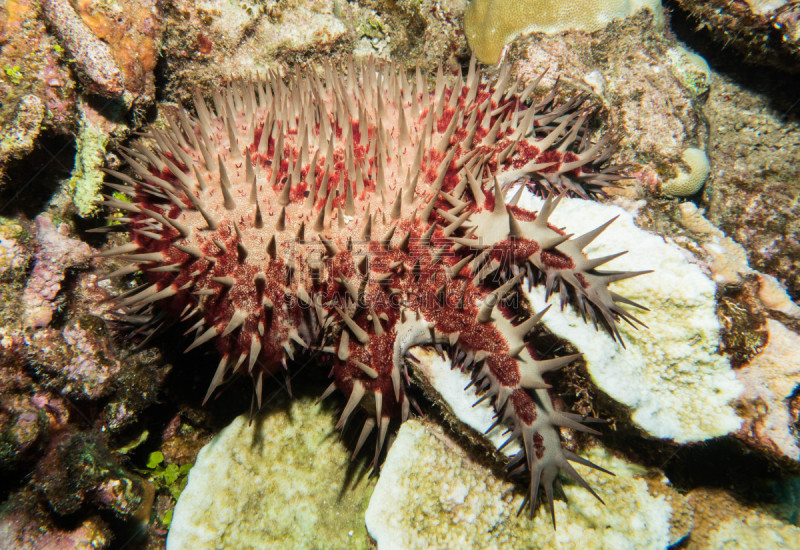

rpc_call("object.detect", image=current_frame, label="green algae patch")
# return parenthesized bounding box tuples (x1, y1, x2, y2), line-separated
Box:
(167, 395, 376, 550)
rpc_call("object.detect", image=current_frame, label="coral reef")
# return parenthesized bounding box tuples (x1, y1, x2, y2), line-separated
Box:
(35, 431, 154, 521)
(687, 487, 800, 548)
(0, 95, 46, 181)
(157, 0, 468, 106)
(701, 61, 800, 299)
(26, 315, 123, 400)
(0, 0, 77, 184)
(0, 496, 112, 550)
(158, 0, 350, 105)
(665, 45, 712, 98)
(658, 147, 710, 197)
(514, 193, 742, 442)
(503, 11, 709, 199)
(42, 0, 126, 99)
(42, 0, 162, 105)
(0, 0, 797, 547)
(0, 217, 30, 275)
(737, 318, 800, 460)
(69, 104, 111, 217)
(464, 0, 664, 64)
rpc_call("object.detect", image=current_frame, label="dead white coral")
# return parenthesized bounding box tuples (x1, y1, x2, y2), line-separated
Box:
(515, 191, 743, 443)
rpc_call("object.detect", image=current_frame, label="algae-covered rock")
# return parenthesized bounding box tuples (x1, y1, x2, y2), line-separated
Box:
(687, 486, 800, 548)
(366, 420, 686, 549)
(672, 0, 800, 72)
(167, 395, 376, 550)
(159, 0, 350, 104)
(505, 11, 708, 199)
(35, 432, 154, 522)
(0, 217, 31, 277)
(665, 46, 712, 98)
(702, 63, 800, 300)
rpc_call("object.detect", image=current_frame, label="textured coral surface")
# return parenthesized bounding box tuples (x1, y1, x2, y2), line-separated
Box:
(103, 58, 643, 517)
(464, 0, 664, 64)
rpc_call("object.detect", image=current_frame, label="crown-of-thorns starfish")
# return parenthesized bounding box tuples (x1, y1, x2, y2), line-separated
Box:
(98, 56, 649, 524)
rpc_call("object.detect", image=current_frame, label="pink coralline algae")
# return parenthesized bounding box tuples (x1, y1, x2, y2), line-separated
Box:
(23, 214, 93, 329)
(0, 235, 27, 275)
(0, 508, 112, 550)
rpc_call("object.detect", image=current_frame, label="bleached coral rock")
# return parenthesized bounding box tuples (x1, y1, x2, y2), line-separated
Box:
(736, 319, 800, 460)
(366, 420, 684, 549)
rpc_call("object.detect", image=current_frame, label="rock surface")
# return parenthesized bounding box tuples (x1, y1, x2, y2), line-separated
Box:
(736, 318, 800, 460)
(506, 11, 708, 202)
(672, 0, 800, 72)
(686, 487, 800, 548)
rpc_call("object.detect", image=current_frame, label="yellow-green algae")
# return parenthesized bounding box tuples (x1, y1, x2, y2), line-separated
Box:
(69, 107, 109, 217)
(167, 394, 375, 550)
(464, 0, 664, 64)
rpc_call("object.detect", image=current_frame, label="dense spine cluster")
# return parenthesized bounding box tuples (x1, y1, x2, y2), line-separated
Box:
(100, 57, 647, 521)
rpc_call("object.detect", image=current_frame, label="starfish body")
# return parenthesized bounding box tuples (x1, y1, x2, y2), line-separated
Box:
(101, 58, 646, 520)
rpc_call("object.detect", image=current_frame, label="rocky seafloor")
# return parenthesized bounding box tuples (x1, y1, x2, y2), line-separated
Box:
(0, 0, 799, 549)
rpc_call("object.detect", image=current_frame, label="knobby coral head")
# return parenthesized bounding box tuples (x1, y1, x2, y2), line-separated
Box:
(98, 56, 648, 525)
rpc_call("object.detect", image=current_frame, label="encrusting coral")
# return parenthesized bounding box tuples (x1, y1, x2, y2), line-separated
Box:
(99, 57, 649, 522)
(464, 0, 664, 64)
